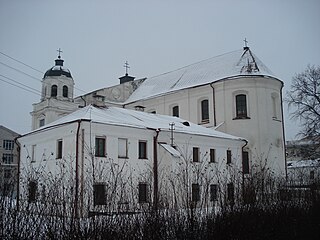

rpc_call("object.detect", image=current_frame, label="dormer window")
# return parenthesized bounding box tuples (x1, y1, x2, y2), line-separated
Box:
(51, 85, 57, 97)
(63, 85, 68, 97)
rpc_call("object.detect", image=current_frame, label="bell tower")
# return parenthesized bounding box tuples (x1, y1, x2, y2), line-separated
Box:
(31, 49, 78, 130)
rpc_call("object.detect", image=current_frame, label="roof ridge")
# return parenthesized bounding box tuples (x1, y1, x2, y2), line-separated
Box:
(147, 49, 243, 79)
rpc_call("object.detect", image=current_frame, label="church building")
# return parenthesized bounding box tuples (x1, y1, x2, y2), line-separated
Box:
(31, 45, 286, 176)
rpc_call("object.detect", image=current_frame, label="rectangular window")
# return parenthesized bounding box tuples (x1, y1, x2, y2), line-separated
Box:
(193, 147, 199, 162)
(138, 183, 148, 203)
(118, 138, 128, 158)
(242, 151, 249, 174)
(192, 183, 200, 202)
(227, 150, 232, 164)
(210, 149, 216, 163)
(93, 183, 106, 205)
(201, 99, 209, 123)
(2, 153, 13, 164)
(4, 169, 11, 179)
(210, 184, 218, 201)
(310, 170, 315, 180)
(138, 141, 147, 159)
(235, 94, 248, 118)
(95, 137, 106, 157)
(172, 105, 179, 117)
(3, 184, 11, 196)
(28, 181, 37, 202)
(227, 183, 234, 202)
(39, 119, 45, 127)
(56, 140, 62, 159)
(3, 140, 14, 150)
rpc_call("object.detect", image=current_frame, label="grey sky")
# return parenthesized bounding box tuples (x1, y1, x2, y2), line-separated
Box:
(0, 0, 319, 140)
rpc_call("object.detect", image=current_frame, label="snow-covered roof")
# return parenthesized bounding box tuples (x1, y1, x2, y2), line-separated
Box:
(125, 48, 278, 103)
(287, 159, 320, 169)
(25, 105, 245, 142)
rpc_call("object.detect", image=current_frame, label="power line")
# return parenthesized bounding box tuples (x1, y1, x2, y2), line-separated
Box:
(0, 51, 43, 73)
(0, 74, 41, 94)
(0, 77, 40, 96)
(0, 61, 42, 82)
(0, 59, 87, 94)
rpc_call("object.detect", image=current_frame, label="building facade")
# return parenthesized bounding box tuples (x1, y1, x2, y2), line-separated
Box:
(0, 125, 20, 198)
(18, 105, 246, 215)
(75, 47, 286, 176)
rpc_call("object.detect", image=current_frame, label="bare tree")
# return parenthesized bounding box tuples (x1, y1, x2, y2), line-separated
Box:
(286, 65, 320, 137)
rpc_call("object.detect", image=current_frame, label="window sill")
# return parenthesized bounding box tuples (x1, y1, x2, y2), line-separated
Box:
(233, 116, 250, 120)
(119, 156, 129, 159)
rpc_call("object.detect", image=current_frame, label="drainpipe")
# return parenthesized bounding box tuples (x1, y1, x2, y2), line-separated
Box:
(80, 96, 87, 107)
(14, 137, 21, 211)
(280, 83, 287, 180)
(152, 128, 160, 211)
(210, 83, 217, 127)
(74, 120, 81, 218)
(241, 139, 249, 187)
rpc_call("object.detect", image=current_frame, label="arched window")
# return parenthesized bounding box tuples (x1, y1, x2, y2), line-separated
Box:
(235, 94, 247, 118)
(201, 99, 209, 123)
(63, 85, 68, 97)
(172, 105, 179, 117)
(51, 85, 57, 97)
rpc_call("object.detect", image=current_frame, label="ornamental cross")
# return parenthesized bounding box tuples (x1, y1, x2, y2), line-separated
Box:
(57, 48, 63, 58)
(243, 38, 248, 48)
(124, 61, 130, 75)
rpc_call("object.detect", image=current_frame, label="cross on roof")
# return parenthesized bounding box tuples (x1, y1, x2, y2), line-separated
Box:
(124, 61, 130, 75)
(243, 38, 248, 48)
(57, 48, 63, 59)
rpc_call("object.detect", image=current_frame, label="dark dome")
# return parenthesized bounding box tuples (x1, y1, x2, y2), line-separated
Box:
(44, 58, 72, 78)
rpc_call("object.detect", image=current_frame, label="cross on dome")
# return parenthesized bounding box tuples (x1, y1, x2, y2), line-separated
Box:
(124, 61, 130, 75)
(57, 48, 63, 59)
(243, 38, 248, 48)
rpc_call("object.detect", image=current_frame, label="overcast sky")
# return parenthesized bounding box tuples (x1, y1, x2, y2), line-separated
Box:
(0, 0, 319, 140)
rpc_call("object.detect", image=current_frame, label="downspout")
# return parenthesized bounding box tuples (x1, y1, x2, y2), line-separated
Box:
(75, 120, 81, 218)
(241, 139, 249, 188)
(280, 83, 287, 180)
(80, 96, 87, 107)
(153, 128, 160, 211)
(14, 137, 21, 211)
(210, 83, 217, 127)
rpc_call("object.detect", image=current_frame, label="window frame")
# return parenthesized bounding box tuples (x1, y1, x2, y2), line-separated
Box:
(56, 140, 63, 159)
(138, 182, 148, 203)
(3, 140, 14, 150)
(200, 99, 209, 123)
(193, 147, 199, 162)
(28, 180, 37, 203)
(51, 85, 57, 97)
(242, 151, 250, 174)
(227, 150, 232, 164)
(138, 140, 147, 159)
(2, 153, 13, 164)
(93, 183, 107, 205)
(209, 148, 216, 163)
(118, 138, 128, 158)
(95, 137, 106, 157)
(210, 184, 218, 201)
(63, 85, 68, 98)
(172, 105, 179, 117)
(227, 183, 234, 202)
(192, 183, 200, 202)
(39, 119, 45, 127)
(233, 92, 250, 120)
